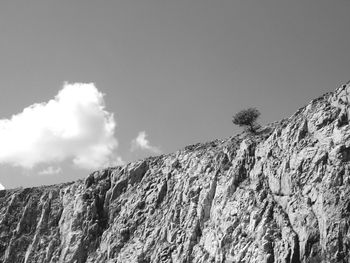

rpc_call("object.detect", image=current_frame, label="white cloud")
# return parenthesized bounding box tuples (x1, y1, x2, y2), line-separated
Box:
(0, 183, 4, 190)
(0, 83, 120, 170)
(38, 166, 62, 175)
(107, 156, 125, 167)
(131, 131, 161, 154)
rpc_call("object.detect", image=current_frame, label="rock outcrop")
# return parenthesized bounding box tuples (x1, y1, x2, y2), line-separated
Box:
(1, 82, 350, 262)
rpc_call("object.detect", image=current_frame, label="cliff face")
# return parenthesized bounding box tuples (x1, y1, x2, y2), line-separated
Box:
(1, 83, 350, 263)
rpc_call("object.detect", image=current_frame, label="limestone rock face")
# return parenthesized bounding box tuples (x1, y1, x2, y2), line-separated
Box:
(1, 83, 350, 262)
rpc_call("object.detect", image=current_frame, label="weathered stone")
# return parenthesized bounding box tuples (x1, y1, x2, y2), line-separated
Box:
(110, 178, 128, 202)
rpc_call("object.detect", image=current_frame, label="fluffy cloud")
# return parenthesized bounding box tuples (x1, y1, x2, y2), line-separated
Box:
(38, 166, 62, 175)
(0, 83, 120, 169)
(0, 183, 4, 190)
(131, 131, 161, 154)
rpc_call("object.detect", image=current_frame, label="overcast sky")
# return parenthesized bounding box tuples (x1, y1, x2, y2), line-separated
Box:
(0, 0, 349, 189)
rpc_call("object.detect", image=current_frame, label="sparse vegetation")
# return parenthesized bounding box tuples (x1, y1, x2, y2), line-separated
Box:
(232, 108, 261, 133)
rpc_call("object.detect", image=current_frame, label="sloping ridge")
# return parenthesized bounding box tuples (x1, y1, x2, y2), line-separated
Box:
(1, 82, 350, 262)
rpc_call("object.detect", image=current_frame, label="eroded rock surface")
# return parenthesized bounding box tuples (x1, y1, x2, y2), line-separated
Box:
(1, 82, 350, 262)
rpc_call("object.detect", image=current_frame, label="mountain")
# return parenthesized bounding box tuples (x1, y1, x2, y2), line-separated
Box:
(1, 82, 350, 263)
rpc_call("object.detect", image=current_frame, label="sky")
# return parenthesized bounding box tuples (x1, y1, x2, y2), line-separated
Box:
(0, 0, 349, 189)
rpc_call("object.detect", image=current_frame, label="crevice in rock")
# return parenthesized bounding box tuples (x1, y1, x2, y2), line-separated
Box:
(110, 177, 128, 203)
(187, 219, 202, 263)
(297, 119, 308, 142)
(156, 180, 168, 208)
(267, 182, 302, 263)
(336, 109, 349, 128)
(203, 171, 218, 224)
(290, 235, 301, 263)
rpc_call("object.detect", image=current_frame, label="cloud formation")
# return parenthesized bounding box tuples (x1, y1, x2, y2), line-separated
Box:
(38, 166, 62, 175)
(131, 131, 161, 154)
(0, 83, 119, 169)
(0, 183, 4, 190)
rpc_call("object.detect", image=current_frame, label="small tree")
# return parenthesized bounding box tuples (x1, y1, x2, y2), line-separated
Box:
(232, 108, 261, 133)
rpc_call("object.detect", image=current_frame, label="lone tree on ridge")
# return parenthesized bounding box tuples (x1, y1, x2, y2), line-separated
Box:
(232, 108, 261, 133)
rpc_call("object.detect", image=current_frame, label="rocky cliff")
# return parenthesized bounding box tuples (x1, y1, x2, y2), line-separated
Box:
(1, 83, 350, 263)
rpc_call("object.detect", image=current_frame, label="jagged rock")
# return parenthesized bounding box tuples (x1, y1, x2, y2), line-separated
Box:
(1, 82, 350, 262)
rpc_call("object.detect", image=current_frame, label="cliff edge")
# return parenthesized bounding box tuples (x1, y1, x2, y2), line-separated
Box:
(1, 83, 350, 262)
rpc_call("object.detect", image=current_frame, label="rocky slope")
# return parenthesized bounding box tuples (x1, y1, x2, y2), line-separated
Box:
(1, 83, 350, 262)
